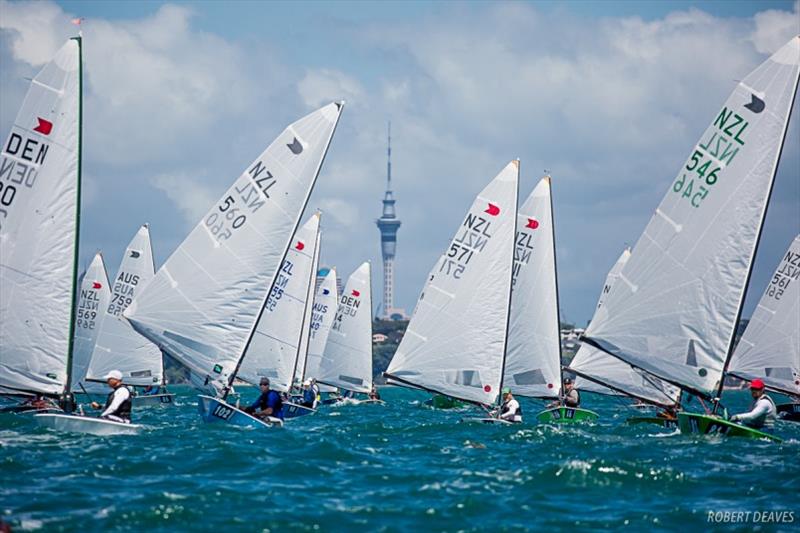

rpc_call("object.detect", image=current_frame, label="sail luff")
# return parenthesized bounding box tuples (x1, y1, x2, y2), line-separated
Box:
(714, 63, 800, 406)
(64, 35, 83, 397)
(547, 175, 565, 397)
(225, 105, 344, 396)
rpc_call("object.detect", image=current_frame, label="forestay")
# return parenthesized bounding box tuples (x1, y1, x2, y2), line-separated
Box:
(125, 103, 343, 391)
(318, 262, 373, 394)
(303, 268, 339, 393)
(583, 38, 800, 398)
(0, 39, 81, 395)
(71, 253, 111, 393)
(503, 177, 561, 399)
(238, 214, 320, 392)
(386, 161, 518, 405)
(728, 235, 800, 396)
(293, 227, 321, 386)
(570, 249, 680, 406)
(87, 225, 163, 386)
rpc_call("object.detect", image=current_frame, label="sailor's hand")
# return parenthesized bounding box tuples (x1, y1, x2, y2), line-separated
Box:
(730, 414, 739, 422)
(90, 402, 100, 409)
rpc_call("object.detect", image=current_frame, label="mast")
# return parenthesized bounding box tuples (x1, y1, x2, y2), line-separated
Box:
(63, 35, 83, 406)
(712, 63, 800, 413)
(495, 159, 519, 407)
(224, 104, 344, 399)
(289, 216, 321, 387)
(545, 173, 566, 403)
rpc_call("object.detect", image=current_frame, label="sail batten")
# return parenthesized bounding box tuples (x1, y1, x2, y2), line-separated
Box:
(386, 161, 519, 406)
(583, 37, 800, 398)
(125, 103, 343, 395)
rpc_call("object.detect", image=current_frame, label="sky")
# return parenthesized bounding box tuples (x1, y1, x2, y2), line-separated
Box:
(1, 0, 798, 326)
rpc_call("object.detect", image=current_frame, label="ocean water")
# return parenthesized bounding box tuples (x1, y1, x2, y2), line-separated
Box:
(1, 386, 798, 532)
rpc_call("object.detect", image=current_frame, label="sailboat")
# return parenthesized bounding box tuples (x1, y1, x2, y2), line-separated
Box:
(301, 267, 340, 401)
(316, 262, 379, 404)
(727, 235, 800, 422)
(501, 176, 598, 424)
(568, 248, 681, 426)
(583, 36, 799, 443)
(290, 225, 323, 394)
(385, 161, 518, 419)
(85, 224, 174, 406)
(125, 102, 344, 429)
(71, 252, 112, 396)
(237, 213, 321, 419)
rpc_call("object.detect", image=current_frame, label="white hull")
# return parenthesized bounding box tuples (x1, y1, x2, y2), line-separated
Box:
(197, 395, 283, 428)
(34, 413, 143, 435)
(461, 417, 516, 425)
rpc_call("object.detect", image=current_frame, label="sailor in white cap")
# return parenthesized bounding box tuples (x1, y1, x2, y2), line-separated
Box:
(90, 370, 132, 423)
(301, 378, 319, 408)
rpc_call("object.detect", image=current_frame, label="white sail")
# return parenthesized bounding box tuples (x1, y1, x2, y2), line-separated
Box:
(71, 253, 111, 393)
(294, 227, 322, 386)
(238, 213, 320, 392)
(125, 103, 343, 390)
(503, 177, 561, 399)
(728, 235, 800, 396)
(584, 37, 800, 398)
(86, 225, 163, 386)
(303, 268, 339, 392)
(318, 262, 374, 393)
(386, 161, 518, 405)
(0, 39, 81, 395)
(571, 249, 680, 406)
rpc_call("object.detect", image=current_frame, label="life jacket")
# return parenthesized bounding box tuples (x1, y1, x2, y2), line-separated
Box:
(564, 389, 580, 407)
(501, 398, 523, 423)
(749, 393, 777, 429)
(104, 387, 132, 421)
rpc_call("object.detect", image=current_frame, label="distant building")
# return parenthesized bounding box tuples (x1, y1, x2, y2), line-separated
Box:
(375, 122, 406, 320)
(372, 333, 388, 344)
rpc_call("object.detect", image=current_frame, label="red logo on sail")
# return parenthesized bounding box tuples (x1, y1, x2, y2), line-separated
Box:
(485, 203, 500, 216)
(526, 218, 539, 229)
(295, 241, 305, 250)
(483, 385, 492, 393)
(351, 290, 360, 297)
(34, 117, 53, 136)
(92, 282, 102, 289)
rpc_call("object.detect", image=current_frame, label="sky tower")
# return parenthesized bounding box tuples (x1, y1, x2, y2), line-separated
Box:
(376, 122, 405, 320)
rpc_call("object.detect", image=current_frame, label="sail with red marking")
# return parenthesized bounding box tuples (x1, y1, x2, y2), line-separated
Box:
(0, 39, 81, 395)
(386, 161, 518, 405)
(238, 214, 321, 392)
(71, 252, 111, 394)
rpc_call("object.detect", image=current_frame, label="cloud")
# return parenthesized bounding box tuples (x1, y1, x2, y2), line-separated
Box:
(297, 68, 364, 109)
(751, 0, 800, 54)
(150, 172, 219, 228)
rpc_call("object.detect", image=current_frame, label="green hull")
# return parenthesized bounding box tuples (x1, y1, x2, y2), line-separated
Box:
(424, 395, 465, 409)
(677, 412, 782, 443)
(536, 407, 598, 424)
(626, 416, 677, 428)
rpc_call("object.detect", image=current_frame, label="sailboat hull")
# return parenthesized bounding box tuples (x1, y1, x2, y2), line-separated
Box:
(776, 403, 800, 422)
(197, 395, 283, 428)
(34, 413, 143, 435)
(536, 407, 599, 424)
(133, 393, 175, 406)
(283, 401, 316, 419)
(424, 395, 465, 409)
(677, 412, 782, 442)
(461, 417, 516, 425)
(625, 416, 677, 428)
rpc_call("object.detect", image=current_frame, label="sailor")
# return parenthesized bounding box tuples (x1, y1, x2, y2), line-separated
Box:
(548, 378, 580, 408)
(730, 378, 776, 430)
(300, 379, 318, 409)
(90, 370, 132, 423)
(657, 405, 679, 420)
(368, 385, 381, 401)
(497, 387, 522, 423)
(244, 377, 284, 420)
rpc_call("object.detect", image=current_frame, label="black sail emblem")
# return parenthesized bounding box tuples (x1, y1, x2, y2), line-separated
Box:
(287, 137, 304, 155)
(744, 93, 765, 114)
(130, 250, 141, 258)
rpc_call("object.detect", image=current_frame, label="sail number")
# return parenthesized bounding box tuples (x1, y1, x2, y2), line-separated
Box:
(264, 260, 294, 312)
(767, 249, 800, 301)
(211, 404, 234, 420)
(439, 212, 493, 280)
(0, 131, 49, 229)
(672, 107, 748, 208)
(205, 195, 247, 242)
